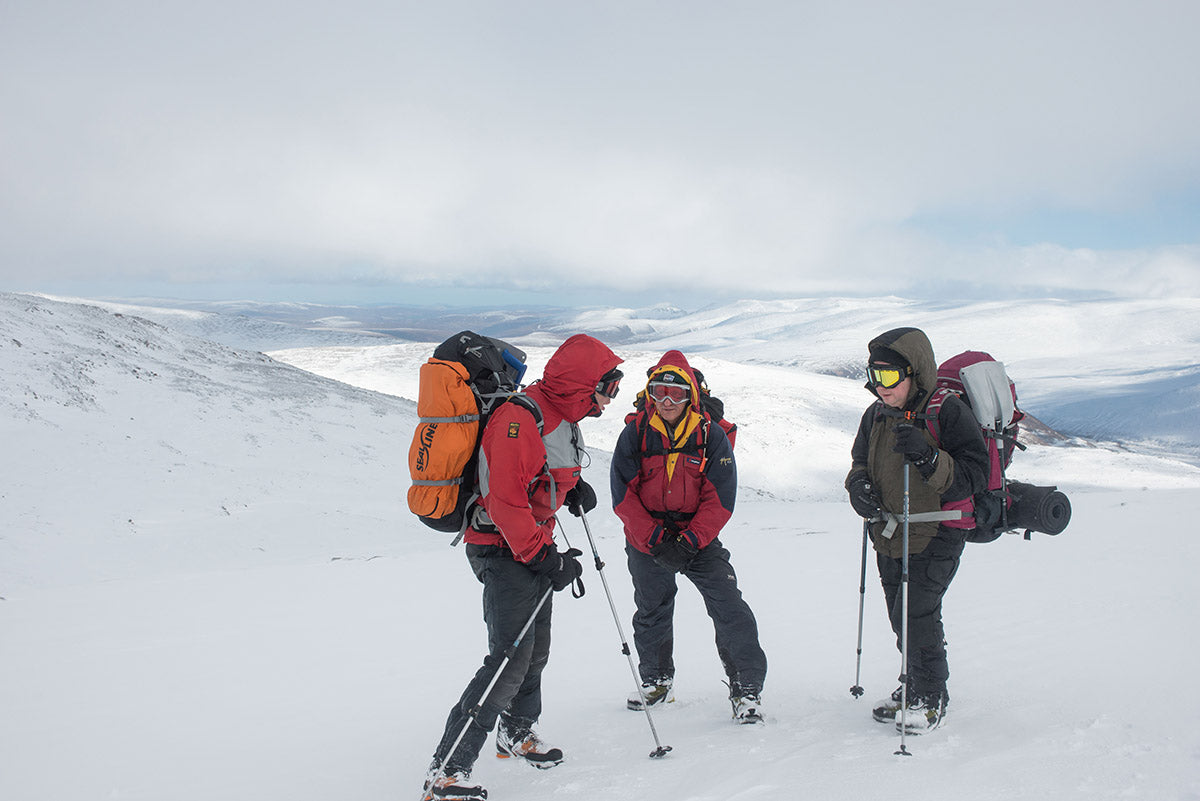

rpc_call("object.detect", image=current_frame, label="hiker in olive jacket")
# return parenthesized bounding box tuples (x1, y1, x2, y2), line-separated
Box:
(844, 326, 988, 733)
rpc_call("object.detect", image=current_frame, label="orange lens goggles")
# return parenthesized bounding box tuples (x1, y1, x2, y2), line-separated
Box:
(647, 383, 689, 404)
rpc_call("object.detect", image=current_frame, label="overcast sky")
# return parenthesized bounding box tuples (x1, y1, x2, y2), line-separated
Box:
(2, 1, 1198, 306)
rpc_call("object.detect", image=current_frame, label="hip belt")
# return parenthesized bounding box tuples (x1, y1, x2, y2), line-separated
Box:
(875, 510, 963, 539)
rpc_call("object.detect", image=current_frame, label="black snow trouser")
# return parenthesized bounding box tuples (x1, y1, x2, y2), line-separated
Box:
(626, 539, 767, 694)
(877, 531, 965, 700)
(432, 544, 553, 774)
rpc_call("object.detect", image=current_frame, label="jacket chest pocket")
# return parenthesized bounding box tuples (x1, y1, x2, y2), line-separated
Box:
(660, 456, 705, 510)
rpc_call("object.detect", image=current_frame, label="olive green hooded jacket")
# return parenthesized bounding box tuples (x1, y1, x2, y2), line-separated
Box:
(845, 327, 989, 558)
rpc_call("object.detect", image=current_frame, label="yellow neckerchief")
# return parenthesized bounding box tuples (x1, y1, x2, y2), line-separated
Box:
(648, 406, 702, 481)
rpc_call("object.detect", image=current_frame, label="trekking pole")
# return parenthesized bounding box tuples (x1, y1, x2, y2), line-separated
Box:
(422, 584, 555, 799)
(895, 463, 913, 757)
(576, 509, 673, 759)
(850, 518, 869, 698)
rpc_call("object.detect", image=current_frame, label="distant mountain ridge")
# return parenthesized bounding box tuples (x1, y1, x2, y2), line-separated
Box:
(37, 292, 1200, 460)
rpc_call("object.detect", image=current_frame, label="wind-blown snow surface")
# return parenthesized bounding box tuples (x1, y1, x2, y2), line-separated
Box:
(2, 292, 1199, 801)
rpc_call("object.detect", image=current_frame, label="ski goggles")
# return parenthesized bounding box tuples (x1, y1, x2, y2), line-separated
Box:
(595, 368, 623, 399)
(867, 363, 912, 389)
(647, 382, 690, 404)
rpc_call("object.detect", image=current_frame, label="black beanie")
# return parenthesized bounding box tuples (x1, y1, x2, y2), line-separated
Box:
(869, 345, 909, 368)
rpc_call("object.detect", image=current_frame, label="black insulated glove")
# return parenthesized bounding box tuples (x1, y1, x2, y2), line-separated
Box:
(892, 423, 939, 479)
(650, 535, 698, 573)
(564, 479, 597, 517)
(530, 545, 584, 592)
(847, 473, 881, 519)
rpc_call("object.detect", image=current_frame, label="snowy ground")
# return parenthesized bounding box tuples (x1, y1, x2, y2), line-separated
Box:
(2, 292, 1198, 801)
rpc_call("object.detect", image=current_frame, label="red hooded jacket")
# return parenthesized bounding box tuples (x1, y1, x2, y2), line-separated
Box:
(465, 334, 623, 563)
(610, 350, 737, 554)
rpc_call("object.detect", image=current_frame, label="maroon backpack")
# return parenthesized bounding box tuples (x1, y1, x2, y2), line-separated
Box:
(923, 351, 1025, 542)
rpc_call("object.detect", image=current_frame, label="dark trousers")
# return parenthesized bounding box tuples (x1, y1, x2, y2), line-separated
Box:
(432, 545, 553, 774)
(626, 540, 767, 693)
(877, 532, 964, 699)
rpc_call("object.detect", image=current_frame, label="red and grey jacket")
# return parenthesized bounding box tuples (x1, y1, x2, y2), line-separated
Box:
(610, 351, 737, 555)
(465, 334, 622, 564)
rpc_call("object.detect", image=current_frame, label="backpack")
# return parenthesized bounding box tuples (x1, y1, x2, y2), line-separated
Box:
(923, 351, 1027, 543)
(407, 331, 542, 535)
(692, 368, 738, 449)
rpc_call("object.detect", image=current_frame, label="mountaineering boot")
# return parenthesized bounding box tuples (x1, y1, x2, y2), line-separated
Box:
(627, 678, 675, 711)
(495, 723, 564, 769)
(872, 685, 905, 723)
(895, 692, 948, 734)
(729, 688, 765, 724)
(421, 767, 487, 801)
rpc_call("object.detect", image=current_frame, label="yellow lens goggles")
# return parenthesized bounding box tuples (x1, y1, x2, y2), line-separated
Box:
(868, 364, 909, 389)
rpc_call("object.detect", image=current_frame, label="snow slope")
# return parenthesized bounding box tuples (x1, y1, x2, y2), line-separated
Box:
(0, 293, 411, 588)
(1, 292, 1198, 801)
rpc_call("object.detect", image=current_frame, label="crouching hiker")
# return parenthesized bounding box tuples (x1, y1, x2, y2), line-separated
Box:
(610, 350, 767, 724)
(422, 335, 623, 801)
(845, 327, 988, 734)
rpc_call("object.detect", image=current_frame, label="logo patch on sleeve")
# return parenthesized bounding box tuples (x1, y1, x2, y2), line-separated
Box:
(508, 421, 521, 438)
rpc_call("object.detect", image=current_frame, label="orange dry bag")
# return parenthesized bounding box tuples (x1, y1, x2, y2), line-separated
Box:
(407, 358, 480, 522)
(406, 331, 530, 534)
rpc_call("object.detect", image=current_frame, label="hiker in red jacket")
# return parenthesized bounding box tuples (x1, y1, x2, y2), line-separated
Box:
(610, 350, 767, 723)
(424, 334, 623, 801)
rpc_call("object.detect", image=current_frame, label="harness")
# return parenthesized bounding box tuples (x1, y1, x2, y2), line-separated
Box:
(871, 397, 965, 531)
(924, 387, 1024, 471)
(629, 408, 714, 474)
(453, 393, 547, 544)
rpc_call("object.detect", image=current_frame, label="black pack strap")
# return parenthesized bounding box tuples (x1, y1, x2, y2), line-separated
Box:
(451, 492, 483, 546)
(986, 427, 1027, 451)
(650, 510, 695, 524)
(635, 410, 712, 468)
(504, 392, 545, 434)
(457, 394, 548, 545)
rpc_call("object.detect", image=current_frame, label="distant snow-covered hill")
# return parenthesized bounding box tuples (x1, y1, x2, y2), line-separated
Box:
(33, 294, 394, 351)
(40, 293, 1200, 459)
(543, 297, 1200, 458)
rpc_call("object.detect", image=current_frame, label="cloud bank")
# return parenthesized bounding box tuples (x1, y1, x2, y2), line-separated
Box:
(2, 1, 1198, 302)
